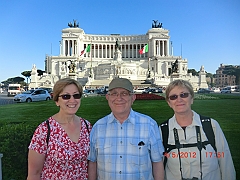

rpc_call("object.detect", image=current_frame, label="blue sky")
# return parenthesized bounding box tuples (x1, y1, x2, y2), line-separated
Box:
(0, 0, 239, 82)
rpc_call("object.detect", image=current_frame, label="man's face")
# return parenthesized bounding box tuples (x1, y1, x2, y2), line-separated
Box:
(106, 88, 136, 121)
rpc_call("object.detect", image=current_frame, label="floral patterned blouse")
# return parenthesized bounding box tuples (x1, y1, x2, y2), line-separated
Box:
(28, 117, 91, 180)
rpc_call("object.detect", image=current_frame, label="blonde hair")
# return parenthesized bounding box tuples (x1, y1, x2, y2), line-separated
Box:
(52, 78, 83, 101)
(165, 79, 194, 100)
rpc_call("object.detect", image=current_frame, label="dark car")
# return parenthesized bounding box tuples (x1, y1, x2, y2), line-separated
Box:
(197, 88, 212, 94)
(143, 88, 163, 94)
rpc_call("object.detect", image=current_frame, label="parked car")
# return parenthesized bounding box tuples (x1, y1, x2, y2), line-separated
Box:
(83, 89, 100, 97)
(14, 89, 51, 102)
(0, 88, 3, 93)
(197, 88, 212, 94)
(143, 88, 163, 94)
(212, 87, 220, 93)
(134, 88, 145, 93)
(220, 87, 231, 93)
(40, 87, 53, 98)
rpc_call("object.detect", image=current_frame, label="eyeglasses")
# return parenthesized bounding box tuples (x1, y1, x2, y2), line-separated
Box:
(59, 93, 82, 100)
(169, 92, 190, 100)
(108, 92, 132, 98)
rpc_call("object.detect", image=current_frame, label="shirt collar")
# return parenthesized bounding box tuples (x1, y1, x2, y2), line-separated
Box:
(107, 109, 135, 124)
(170, 110, 202, 129)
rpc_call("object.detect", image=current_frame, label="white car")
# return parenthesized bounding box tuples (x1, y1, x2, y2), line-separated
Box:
(212, 87, 220, 92)
(14, 89, 51, 102)
(134, 88, 145, 93)
(0, 88, 3, 93)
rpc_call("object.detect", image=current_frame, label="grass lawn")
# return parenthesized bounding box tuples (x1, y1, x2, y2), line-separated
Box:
(0, 93, 239, 179)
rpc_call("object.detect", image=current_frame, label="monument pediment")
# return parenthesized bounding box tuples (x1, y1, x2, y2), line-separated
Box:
(62, 28, 84, 34)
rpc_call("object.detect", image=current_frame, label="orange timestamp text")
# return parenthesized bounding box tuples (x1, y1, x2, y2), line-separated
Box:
(164, 152, 225, 158)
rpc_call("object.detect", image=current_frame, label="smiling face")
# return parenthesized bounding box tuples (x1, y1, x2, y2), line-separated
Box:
(167, 86, 193, 115)
(56, 84, 81, 115)
(106, 87, 136, 122)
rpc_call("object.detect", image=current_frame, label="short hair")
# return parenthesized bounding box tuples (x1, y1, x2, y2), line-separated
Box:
(165, 79, 194, 100)
(52, 78, 83, 101)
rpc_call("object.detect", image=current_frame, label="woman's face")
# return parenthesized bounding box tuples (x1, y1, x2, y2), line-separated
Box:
(55, 84, 81, 115)
(167, 86, 193, 115)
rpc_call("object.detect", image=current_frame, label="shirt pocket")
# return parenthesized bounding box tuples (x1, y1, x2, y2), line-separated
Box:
(129, 139, 149, 165)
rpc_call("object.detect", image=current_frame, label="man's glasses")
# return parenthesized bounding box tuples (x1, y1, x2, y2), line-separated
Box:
(169, 92, 190, 100)
(108, 92, 132, 98)
(59, 93, 82, 100)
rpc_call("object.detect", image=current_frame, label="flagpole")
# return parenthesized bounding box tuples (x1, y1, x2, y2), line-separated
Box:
(89, 38, 92, 78)
(147, 39, 151, 78)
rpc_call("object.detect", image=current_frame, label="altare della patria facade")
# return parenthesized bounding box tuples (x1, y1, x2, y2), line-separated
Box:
(29, 20, 208, 90)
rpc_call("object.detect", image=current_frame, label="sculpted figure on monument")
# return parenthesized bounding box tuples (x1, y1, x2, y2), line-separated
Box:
(152, 20, 162, 28)
(68, 20, 79, 28)
(68, 61, 76, 73)
(115, 38, 120, 50)
(171, 59, 179, 73)
(152, 20, 158, 28)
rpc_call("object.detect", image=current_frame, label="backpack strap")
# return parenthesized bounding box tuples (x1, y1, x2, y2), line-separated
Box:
(160, 120, 170, 168)
(46, 119, 50, 146)
(199, 115, 217, 152)
(83, 118, 90, 134)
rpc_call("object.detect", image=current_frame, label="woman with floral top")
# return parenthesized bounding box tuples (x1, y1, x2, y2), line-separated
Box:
(27, 78, 91, 180)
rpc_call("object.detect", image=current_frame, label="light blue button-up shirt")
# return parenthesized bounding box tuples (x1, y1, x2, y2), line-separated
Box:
(88, 109, 164, 180)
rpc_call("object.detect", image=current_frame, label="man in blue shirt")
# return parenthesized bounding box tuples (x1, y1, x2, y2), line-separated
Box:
(88, 78, 164, 180)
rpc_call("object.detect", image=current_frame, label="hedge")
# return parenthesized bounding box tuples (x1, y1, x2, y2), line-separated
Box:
(0, 122, 39, 180)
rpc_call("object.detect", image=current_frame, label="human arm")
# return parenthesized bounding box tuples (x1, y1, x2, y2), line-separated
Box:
(88, 161, 97, 180)
(27, 149, 45, 180)
(152, 161, 164, 180)
(212, 119, 236, 180)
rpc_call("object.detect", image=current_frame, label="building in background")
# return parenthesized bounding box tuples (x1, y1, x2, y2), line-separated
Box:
(215, 64, 237, 87)
(29, 20, 208, 90)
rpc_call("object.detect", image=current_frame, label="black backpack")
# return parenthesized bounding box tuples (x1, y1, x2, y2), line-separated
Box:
(160, 114, 217, 167)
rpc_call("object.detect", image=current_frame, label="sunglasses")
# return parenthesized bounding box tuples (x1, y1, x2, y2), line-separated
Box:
(59, 93, 82, 100)
(169, 92, 190, 100)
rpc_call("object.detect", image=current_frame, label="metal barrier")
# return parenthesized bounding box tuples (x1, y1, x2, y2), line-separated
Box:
(0, 153, 2, 180)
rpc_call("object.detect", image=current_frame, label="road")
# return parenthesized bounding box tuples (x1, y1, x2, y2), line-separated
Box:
(0, 91, 239, 106)
(0, 91, 16, 106)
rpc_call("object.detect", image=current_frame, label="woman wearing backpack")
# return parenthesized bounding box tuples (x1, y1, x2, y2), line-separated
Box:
(27, 78, 92, 180)
(160, 79, 235, 180)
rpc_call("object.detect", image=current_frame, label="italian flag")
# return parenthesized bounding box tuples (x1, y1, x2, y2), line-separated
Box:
(80, 44, 91, 56)
(139, 44, 148, 54)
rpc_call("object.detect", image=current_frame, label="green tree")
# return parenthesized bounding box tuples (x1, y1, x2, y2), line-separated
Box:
(188, 69, 198, 76)
(206, 73, 215, 87)
(37, 69, 45, 76)
(21, 71, 31, 84)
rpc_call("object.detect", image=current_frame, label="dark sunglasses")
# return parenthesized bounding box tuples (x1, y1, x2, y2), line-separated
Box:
(169, 92, 190, 100)
(59, 93, 82, 100)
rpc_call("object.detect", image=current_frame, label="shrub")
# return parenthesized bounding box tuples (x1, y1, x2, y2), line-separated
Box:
(0, 122, 38, 180)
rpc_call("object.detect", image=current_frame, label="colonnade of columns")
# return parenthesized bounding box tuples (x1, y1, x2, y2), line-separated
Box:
(155, 40, 168, 56)
(80, 43, 149, 59)
(60, 39, 169, 58)
(61, 40, 78, 56)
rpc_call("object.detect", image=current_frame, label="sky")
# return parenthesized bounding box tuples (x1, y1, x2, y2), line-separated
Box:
(0, 0, 239, 83)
